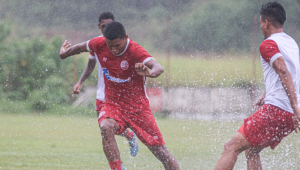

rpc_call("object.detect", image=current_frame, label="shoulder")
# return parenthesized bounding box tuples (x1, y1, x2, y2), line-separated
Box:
(88, 36, 106, 51)
(259, 39, 278, 50)
(259, 39, 280, 63)
(129, 40, 149, 55)
(89, 36, 106, 45)
(128, 39, 153, 63)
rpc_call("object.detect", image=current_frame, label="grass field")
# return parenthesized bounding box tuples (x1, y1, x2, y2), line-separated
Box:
(78, 52, 264, 88)
(1, 113, 299, 169)
(149, 53, 264, 87)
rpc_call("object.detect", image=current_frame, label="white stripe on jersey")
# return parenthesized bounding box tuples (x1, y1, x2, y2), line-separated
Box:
(143, 57, 155, 64)
(89, 35, 105, 101)
(94, 52, 105, 101)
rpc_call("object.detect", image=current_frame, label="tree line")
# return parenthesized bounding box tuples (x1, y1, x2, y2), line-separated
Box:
(1, 0, 299, 53)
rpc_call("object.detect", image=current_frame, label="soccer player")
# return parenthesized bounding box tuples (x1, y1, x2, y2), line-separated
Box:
(60, 22, 180, 170)
(72, 12, 138, 159)
(215, 2, 300, 170)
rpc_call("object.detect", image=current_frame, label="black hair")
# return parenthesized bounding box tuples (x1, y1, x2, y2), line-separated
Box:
(104, 22, 126, 40)
(260, 2, 286, 27)
(99, 12, 115, 23)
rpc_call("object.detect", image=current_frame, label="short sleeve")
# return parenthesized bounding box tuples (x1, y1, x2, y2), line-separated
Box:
(134, 45, 154, 64)
(87, 37, 101, 52)
(86, 40, 91, 52)
(89, 52, 95, 59)
(259, 39, 282, 65)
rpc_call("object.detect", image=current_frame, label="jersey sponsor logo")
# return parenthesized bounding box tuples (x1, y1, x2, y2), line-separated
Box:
(103, 57, 107, 62)
(103, 68, 131, 83)
(120, 60, 129, 70)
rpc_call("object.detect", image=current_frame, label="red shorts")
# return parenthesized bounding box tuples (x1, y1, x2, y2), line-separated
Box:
(98, 104, 165, 146)
(238, 104, 294, 149)
(95, 99, 104, 112)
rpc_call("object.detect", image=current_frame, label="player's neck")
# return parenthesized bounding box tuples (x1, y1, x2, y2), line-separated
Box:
(266, 28, 284, 38)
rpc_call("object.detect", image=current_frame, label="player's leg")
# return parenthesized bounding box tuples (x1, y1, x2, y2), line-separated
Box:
(98, 105, 130, 170)
(96, 100, 138, 157)
(147, 145, 180, 170)
(214, 132, 250, 170)
(245, 146, 263, 170)
(119, 129, 134, 140)
(97, 101, 121, 162)
(99, 118, 121, 162)
(124, 110, 180, 169)
(119, 129, 139, 156)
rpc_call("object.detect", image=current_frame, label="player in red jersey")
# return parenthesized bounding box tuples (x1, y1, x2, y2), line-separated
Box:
(71, 12, 138, 159)
(215, 2, 300, 170)
(60, 22, 180, 170)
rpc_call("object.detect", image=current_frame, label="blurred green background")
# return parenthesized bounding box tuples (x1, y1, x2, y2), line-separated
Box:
(1, 0, 299, 111)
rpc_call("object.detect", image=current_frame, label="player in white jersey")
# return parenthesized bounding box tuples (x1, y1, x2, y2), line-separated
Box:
(215, 2, 300, 170)
(72, 12, 138, 161)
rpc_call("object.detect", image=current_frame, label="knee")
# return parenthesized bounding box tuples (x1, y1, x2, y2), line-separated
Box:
(223, 141, 233, 153)
(157, 146, 169, 157)
(99, 119, 116, 134)
(245, 147, 262, 158)
(223, 140, 243, 155)
(150, 145, 172, 159)
(152, 145, 167, 153)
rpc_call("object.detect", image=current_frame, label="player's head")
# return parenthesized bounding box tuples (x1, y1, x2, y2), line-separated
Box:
(259, 2, 285, 38)
(104, 21, 128, 55)
(98, 12, 115, 34)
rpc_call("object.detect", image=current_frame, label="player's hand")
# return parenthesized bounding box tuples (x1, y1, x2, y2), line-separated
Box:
(59, 40, 71, 58)
(135, 63, 150, 77)
(253, 97, 264, 110)
(72, 82, 81, 97)
(292, 106, 300, 133)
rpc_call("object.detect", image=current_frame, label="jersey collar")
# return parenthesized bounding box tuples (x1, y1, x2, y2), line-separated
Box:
(114, 38, 130, 56)
(270, 32, 285, 37)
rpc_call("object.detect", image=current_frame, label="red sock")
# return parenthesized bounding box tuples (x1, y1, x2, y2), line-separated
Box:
(108, 160, 122, 170)
(124, 129, 134, 140)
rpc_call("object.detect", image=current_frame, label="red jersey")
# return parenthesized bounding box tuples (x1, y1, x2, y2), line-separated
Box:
(87, 37, 152, 113)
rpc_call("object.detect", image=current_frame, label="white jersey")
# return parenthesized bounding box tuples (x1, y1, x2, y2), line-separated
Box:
(89, 35, 105, 101)
(260, 32, 300, 113)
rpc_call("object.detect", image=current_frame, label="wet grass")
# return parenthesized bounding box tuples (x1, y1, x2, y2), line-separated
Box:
(147, 53, 264, 87)
(0, 113, 299, 169)
(77, 52, 264, 88)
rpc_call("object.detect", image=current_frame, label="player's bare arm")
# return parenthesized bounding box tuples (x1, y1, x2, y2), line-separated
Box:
(135, 59, 164, 78)
(273, 56, 300, 132)
(72, 58, 96, 96)
(59, 40, 89, 59)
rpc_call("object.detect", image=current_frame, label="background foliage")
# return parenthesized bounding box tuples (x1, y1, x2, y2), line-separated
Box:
(1, 0, 299, 52)
(0, 25, 89, 111)
(0, 0, 299, 111)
